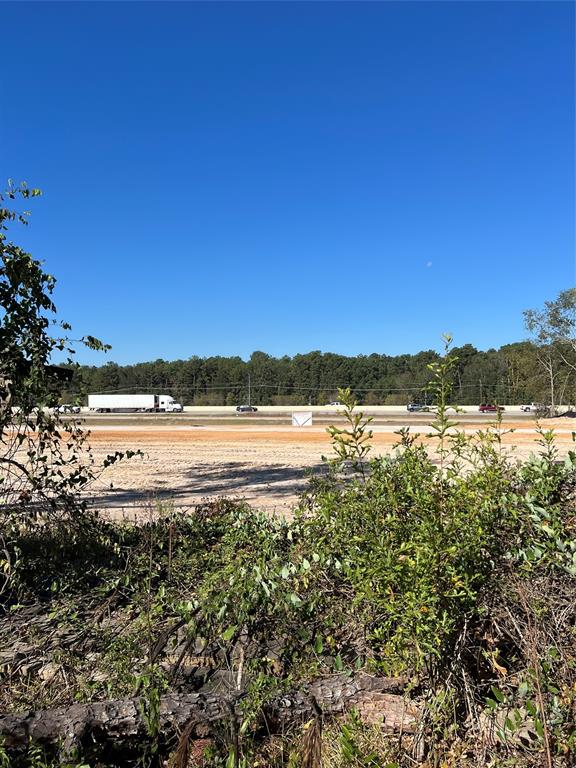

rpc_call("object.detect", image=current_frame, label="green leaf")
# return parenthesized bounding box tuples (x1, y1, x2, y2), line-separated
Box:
(534, 717, 544, 740)
(289, 593, 302, 606)
(490, 685, 505, 703)
(517, 681, 529, 698)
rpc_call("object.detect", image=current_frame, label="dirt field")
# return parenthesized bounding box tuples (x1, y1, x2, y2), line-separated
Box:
(84, 421, 576, 519)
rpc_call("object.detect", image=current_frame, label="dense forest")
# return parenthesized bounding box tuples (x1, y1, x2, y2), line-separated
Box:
(68, 340, 576, 406)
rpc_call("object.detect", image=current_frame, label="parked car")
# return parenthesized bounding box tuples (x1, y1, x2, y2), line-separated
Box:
(54, 404, 81, 414)
(327, 401, 342, 407)
(407, 403, 429, 412)
(236, 405, 258, 412)
(478, 404, 505, 413)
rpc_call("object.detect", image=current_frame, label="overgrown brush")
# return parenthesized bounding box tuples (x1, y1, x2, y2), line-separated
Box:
(1, 346, 575, 767)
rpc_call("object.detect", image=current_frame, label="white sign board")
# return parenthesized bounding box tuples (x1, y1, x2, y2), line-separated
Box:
(292, 411, 313, 427)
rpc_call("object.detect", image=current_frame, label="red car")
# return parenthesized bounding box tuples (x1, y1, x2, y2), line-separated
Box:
(478, 404, 505, 413)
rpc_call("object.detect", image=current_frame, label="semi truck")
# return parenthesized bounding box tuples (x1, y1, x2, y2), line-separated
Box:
(88, 394, 183, 413)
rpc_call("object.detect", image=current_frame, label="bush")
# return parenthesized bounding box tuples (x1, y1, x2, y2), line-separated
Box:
(2, 343, 576, 767)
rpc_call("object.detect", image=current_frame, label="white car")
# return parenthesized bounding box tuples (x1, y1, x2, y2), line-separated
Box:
(327, 401, 342, 407)
(520, 403, 542, 413)
(55, 404, 81, 414)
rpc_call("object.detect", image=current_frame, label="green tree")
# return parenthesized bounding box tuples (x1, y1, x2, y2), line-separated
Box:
(524, 289, 576, 410)
(0, 181, 110, 526)
(524, 288, 576, 350)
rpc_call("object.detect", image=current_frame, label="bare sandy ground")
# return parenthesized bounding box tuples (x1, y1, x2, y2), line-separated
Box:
(84, 421, 575, 519)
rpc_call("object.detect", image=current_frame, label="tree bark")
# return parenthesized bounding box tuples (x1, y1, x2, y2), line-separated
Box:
(0, 673, 418, 754)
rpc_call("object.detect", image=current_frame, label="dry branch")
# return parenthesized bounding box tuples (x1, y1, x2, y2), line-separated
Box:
(0, 673, 418, 754)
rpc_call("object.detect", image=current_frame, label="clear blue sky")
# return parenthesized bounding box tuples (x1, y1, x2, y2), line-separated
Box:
(2, 1, 574, 365)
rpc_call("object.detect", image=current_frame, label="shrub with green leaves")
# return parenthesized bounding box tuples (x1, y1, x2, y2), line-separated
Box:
(2, 339, 576, 767)
(0, 182, 138, 604)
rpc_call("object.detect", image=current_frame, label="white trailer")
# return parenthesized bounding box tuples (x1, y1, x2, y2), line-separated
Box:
(88, 394, 183, 413)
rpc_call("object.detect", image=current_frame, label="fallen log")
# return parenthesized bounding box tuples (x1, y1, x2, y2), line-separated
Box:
(0, 673, 419, 754)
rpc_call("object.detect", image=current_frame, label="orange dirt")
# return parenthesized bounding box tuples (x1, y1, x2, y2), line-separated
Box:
(85, 424, 575, 445)
(76, 421, 574, 518)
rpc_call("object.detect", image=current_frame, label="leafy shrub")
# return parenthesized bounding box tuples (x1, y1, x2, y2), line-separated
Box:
(2, 343, 576, 767)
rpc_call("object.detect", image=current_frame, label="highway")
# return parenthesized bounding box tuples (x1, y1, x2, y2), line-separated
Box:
(69, 405, 540, 428)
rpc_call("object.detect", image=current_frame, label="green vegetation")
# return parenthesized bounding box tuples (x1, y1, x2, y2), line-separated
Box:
(0, 182, 136, 595)
(524, 288, 576, 412)
(2, 352, 576, 766)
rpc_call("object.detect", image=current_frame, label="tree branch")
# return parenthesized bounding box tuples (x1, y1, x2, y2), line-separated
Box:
(0, 674, 418, 754)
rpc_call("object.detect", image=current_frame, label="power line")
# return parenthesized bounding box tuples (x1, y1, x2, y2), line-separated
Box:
(64, 380, 523, 395)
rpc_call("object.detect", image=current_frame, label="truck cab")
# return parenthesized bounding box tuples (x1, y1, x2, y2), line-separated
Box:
(159, 395, 183, 413)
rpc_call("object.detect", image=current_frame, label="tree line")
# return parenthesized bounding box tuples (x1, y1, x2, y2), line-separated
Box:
(67, 338, 575, 407)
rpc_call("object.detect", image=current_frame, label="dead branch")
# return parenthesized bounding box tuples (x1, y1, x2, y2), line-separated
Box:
(0, 673, 417, 754)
